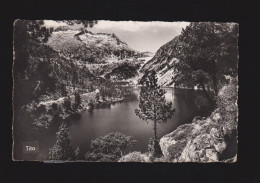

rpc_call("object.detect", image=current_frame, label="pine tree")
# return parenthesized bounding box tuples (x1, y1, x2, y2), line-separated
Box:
(49, 123, 79, 160)
(135, 71, 175, 157)
(173, 22, 238, 102)
(74, 91, 81, 110)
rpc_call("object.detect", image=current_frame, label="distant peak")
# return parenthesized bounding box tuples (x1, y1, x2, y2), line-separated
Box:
(111, 33, 128, 46)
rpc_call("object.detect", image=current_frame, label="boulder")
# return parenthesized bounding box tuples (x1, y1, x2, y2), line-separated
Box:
(118, 152, 149, 162)
(212, 112, 222, 122)
(159, 136, 177, 159)
(158, 81, 237, 162)
(159, 124, 194, 160)
(159, 117, 227, 162)
(178, 134, 220, 162)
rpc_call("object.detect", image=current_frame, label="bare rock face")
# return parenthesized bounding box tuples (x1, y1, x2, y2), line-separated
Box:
(140, 36, 181, 86)
(120, 81, 237, 163)
(178, 132, 226, 162)
(159, 80, 238, 162)
(159, 124, 193, 161)
(119, 152, 166, 162)
(159, 136, 177, 159)
(159, 113, 227, 162)
(212, 113, 222, 122)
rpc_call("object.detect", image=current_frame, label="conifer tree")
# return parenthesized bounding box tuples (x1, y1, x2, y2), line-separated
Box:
(49, 123, 79, 160)
(135, 71, 175, 157)
(74, 91, 81, 110)
(173, 22, 238, 102)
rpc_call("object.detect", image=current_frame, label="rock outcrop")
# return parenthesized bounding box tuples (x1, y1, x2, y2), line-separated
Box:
(119, 152, 150, 162)
(140, 36, 182, 86)
(159, 80, 238, 162)
(119, 80, 237, 163)
(119, 151, 165, 162)
(159, 113, 225, 162)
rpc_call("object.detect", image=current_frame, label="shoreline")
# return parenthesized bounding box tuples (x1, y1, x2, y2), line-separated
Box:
(33, 85, 213, 129)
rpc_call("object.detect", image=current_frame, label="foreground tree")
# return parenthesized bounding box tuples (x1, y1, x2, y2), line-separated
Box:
(173, 22, 238, 103)
(135, 71, 175, 157)
(85, 132, 137, 162)
(49, 123, 79, 161)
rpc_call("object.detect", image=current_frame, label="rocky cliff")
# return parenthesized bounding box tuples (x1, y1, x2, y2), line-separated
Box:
(140, 36, 182, 86)
(159, 110, 227, 162)
(120, 79, 238, 162)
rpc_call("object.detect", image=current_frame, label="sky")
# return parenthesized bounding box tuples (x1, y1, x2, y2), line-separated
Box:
(44, 20, 190, 53)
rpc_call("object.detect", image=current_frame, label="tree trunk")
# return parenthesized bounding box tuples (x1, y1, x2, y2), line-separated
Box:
(153, 120, 157, 141)
(212, 62, 218, 97)
(212, 75, 218, 96)
(152, 120, 163, 158)
(200, 81, 215, 106)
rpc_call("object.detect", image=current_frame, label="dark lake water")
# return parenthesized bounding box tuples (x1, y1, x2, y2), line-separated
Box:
(20, 87, 213, 160)
(70, 87, 212, 159)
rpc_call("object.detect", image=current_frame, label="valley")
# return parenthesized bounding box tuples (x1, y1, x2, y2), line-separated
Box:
(13, 21, 238, 162)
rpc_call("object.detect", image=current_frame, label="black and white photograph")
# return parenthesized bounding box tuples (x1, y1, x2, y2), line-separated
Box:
(12, 20, 238, 162)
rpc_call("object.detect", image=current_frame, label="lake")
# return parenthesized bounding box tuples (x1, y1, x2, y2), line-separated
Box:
(21, 87, 213, 160)
(69, 87, 212, 159)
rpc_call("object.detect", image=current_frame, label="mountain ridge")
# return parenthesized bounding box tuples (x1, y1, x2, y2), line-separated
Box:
(46, 27, 143, 65)
(141, 36, 182, 86)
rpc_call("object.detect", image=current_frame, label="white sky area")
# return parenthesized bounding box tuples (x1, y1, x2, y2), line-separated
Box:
(44, 20, 67, 28)
(44, 20, 190, 53)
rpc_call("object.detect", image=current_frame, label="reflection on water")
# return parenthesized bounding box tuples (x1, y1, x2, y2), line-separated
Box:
(18, 87, 213, 160)
(68, 87, 213, 159)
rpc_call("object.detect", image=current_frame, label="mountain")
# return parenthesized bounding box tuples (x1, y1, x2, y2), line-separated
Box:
(46, 27, 142, 65)
(140, 51, 154, 57)
(140, 36, 182, 86)
(14, 23, 154, 109)
(14, 24, 142, 130)
(46, 26, 155, 82)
